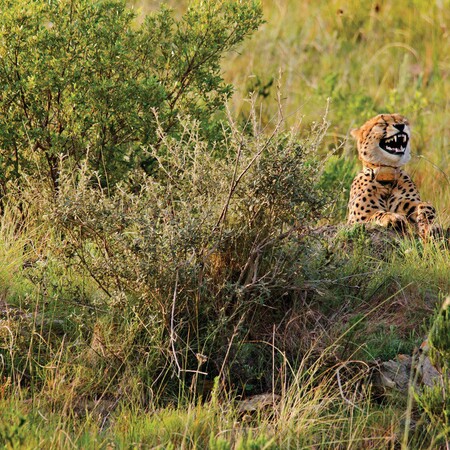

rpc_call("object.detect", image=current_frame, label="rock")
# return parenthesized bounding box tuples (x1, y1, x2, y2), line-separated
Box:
(381, 357, 411, 391)
(372, 340, 447, 394)
(417, 339, 446, 388)
(237, 393, 281, 413)
(419, 355, 442, 387)
(374, 355, 412, 393)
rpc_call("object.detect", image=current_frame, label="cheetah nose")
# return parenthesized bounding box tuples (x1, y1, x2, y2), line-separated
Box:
(393, 123, 405, 132)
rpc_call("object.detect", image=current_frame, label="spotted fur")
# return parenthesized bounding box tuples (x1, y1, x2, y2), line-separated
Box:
(347, 114, 440, 237)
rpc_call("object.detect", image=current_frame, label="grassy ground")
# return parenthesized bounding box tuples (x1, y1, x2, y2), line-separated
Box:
(1, 0, 449, 448)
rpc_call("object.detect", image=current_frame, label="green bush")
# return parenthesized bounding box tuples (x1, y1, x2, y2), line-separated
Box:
(48, 104, 332, 399)
(0, 0, 262, 192)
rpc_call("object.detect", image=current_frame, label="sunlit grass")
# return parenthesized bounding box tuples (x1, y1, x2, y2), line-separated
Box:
(0, 359, 407, 449)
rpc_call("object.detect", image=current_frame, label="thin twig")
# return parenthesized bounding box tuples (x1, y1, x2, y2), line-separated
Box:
(335, 363, 364, 412)
(214, 98, 285, 232)
(218, 314, 246, 381)
(170, 270, 181, 377)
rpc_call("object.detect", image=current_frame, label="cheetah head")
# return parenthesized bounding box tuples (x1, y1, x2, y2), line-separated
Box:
(351, 114, 411, 167)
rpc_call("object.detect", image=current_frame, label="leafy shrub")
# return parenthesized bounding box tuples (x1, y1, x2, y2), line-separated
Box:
(0, 0, 263, 192)
(48, 101, 333, 399)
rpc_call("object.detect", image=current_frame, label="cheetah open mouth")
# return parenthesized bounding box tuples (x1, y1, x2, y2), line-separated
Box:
(379, 132, 409, 155)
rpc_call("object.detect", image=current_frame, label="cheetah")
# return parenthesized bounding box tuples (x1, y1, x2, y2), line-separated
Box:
(347, 113, 439, 237)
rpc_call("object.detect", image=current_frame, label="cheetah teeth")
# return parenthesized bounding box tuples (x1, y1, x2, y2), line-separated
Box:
(384, 134, 407, 145)
(380, 132, 409, 155)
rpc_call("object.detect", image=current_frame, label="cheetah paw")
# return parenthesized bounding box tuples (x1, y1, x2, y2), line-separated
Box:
(417, 203, 442, 239)
(419, 223, 444, 239)
(374, 212, 408, 232)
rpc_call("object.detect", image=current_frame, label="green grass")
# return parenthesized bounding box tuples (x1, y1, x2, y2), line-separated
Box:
(1, 0, 449, 448)
(0, 372, 411, 449)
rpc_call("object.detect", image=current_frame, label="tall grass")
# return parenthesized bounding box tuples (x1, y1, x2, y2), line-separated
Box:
(0, 209, 27, 302)
(1, 322, 446, 448)
(0, 358, 404, 448)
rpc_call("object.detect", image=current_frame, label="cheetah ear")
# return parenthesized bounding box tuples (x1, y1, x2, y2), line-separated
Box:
(350, 128, 360, 139)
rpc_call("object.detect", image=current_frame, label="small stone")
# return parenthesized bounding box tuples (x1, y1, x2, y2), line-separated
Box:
(237, 393, 281, 413)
